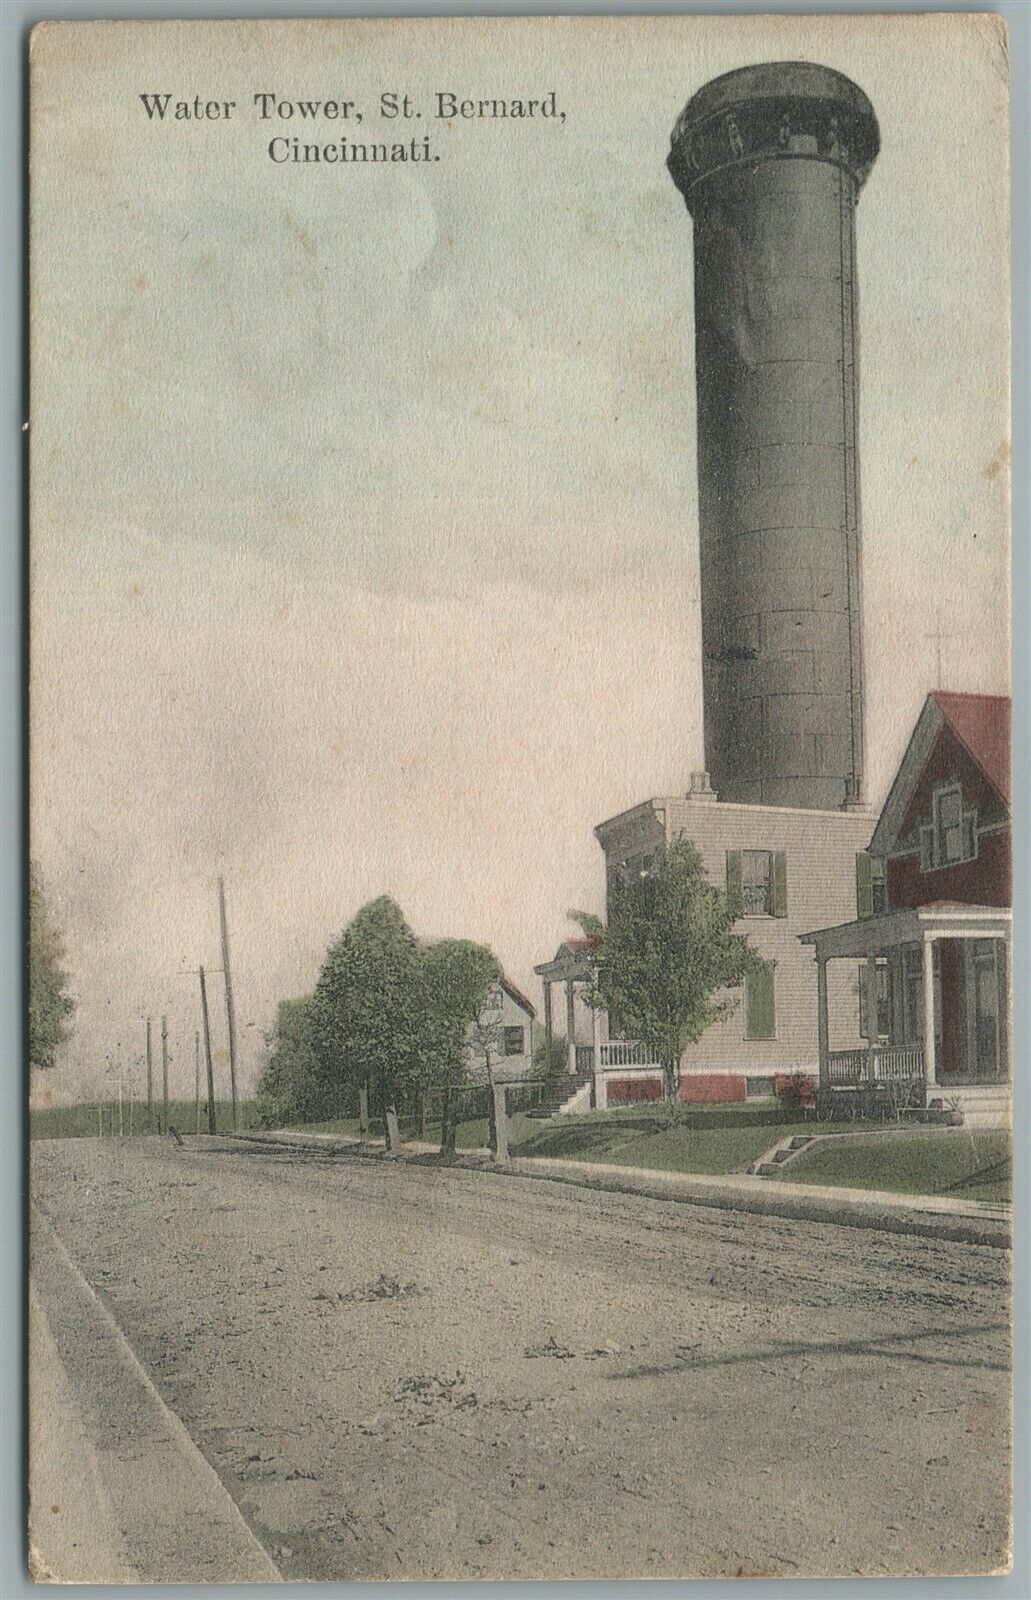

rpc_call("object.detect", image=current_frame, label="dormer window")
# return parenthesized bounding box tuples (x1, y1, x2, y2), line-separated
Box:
(921, 782, 977, 870)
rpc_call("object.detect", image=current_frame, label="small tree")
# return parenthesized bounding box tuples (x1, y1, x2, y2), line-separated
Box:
(28, 863, 74, 1072)
(419, 939, 498, 1154)
(466, 983, 506, 1155)
(254, 996, 325, 1127)
(573, 838, 758, 1106)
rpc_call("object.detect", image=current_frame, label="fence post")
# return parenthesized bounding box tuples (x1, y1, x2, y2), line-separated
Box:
(440, 1086, 456, 1156)
(358, 1084, 370, 1142)
(384, 1104, 401, 1155)
(492, 1083, 510, 1164)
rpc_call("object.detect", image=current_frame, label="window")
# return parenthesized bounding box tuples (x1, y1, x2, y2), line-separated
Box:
(921, 783, 977, 870)
(727, 850, 788, 917)
(856, 853, 888, 919)
(503, 1025, 525, 1057)
(745, 1075, 776, 1100)
(745, 961, 776, 1040)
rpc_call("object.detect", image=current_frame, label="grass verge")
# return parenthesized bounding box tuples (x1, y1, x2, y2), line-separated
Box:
(786, 1129, 1011, 1204)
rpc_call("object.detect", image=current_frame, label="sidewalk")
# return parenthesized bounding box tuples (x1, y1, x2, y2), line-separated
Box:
(228, 1129, 1011, 1249)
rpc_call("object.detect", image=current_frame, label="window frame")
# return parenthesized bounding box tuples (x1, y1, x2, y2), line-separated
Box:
(502, 1024, 525, 1058)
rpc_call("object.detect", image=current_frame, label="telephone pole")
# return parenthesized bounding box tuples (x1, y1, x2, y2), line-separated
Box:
(146, 1015, 154, 1131)
(218, 876, 240, 1130)
(161, 1015, 169, 1134)
(199, 966, 216, 1135)
(194, 1029, 201, 1134)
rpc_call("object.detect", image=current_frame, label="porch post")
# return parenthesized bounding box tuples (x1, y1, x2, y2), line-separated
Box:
(543, 981, 553, 1049)
(922, 934, 937, 1087)
(864, 955, 879, 1084)
(565, 978, 577, 1076)
(817, 954, 830, 1093)
(591, 999, 602, 1110)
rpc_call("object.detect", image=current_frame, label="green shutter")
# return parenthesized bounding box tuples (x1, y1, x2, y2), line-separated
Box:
(856, 852, 874, 920)
(726, 851, 742, 919)
(746, 962, 775, 1041)
(772, 851, 788, 917)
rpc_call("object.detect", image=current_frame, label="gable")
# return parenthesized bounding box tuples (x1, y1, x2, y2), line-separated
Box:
(894, 724, 1009, 854)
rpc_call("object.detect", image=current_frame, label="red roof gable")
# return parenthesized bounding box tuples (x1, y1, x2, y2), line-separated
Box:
(930, 692, 1010, 805)
(498, 972, 536, 1018)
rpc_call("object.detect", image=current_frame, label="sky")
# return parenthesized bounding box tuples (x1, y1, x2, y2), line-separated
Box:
(29, 14, 1010, 1103)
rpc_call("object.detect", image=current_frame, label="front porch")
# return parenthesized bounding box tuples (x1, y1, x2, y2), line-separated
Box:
(801, 903, 1011, 1126)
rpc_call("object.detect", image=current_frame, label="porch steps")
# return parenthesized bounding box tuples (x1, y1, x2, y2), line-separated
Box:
(749, 1134, 816, 1179)
(526, 1069, 594, 1120)
(930, 1085, 1010, 1131)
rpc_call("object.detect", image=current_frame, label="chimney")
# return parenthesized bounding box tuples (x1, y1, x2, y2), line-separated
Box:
(668, 63, 879, 810)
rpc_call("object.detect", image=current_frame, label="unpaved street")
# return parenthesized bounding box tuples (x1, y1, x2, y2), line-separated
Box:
(31, 1137, 1011, 1581)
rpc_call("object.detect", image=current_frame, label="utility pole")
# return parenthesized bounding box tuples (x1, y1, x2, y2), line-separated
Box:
(161, 1016, 169, 1134)
(218, 876, 240, 1130)
(117, 1049, 124, 1138)
(146, 1015, 154, 1132)
(194, 1029, 201, 1134)
(199, 966, 216, 1135)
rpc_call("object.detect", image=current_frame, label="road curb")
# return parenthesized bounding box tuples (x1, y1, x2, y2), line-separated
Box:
(225, 1130, 1011, 1249)
(30, 1204, 284, 1585)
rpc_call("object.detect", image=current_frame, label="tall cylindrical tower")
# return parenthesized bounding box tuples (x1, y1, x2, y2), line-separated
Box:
(668, 62, 879, 810)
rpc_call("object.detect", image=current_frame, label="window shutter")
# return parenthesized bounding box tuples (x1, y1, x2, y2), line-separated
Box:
(746, 962, 775, 1041)
(856, 852, 874, 919)
(772, 851, 788, 917)
(726, 851, 742, 919)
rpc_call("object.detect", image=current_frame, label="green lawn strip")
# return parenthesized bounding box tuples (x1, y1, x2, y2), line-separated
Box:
(786, 1130, 1011, 1204)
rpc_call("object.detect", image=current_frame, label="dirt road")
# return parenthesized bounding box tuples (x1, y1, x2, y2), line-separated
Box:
(30, 1136, 1011, 1581)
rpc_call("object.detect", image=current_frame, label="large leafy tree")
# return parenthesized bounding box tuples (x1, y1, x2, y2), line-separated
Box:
(28, 863, 74, 1071)
(573, 838, 758, 1104)
(311, 896, 424, 1146)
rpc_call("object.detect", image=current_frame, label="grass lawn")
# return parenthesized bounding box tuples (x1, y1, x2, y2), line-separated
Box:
(30, 1099, 262, 1139)
(787, 1129, 1011, 1204)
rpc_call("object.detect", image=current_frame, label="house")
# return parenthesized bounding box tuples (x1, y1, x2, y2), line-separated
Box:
(587, 778, 875, 1107)
(464, 973, 537, 1086)
(801, 692, 1011, 1128)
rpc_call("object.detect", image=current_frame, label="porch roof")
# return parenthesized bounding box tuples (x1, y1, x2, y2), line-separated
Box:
(533, 937, 598, 983)
(800, 901, 1012, 961)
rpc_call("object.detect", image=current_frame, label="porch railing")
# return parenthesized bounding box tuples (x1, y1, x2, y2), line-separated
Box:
(598, 1041, 662, 1069)
(827, 1046, 925, 1086)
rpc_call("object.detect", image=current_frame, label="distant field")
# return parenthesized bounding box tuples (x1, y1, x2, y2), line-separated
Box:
(30, 1100, 263, 1140)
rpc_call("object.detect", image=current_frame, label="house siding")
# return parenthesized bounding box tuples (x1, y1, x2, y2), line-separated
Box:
(597, 797, 876, 1080)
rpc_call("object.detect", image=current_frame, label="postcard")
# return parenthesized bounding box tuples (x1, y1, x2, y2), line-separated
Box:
(28, 14, 1011, 1582)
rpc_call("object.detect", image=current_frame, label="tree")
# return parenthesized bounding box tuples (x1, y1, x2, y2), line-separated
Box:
(311, 896, 424, 1151)
(466, 982, 507, 1154)
(28, 863, 74, 1071)
(419, 939, 498, 1154)
(573, 838, 759, 1105)
(254, 996, 326, 1127)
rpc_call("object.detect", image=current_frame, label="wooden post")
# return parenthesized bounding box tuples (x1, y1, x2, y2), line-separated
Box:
(816, 954, 830, 1094)
(418, 1091, 427, 1141)
(358, 1083, 370, 1141)
(199, 967, 216, 1134)
(218, 876, 240, 1131)
(161, 1017, 169, 1134)
(146, 1015, 153, 1132)
(440, 1085, 456, 1156)
(117, 1068, 124, 1138)
(565, 979, 577, 1076)
(864, 955, 880, 1085)
(384, 1104, 401, 1154)
(492, 1083, 509, 1163)
(922, 935, 937, 1086)
(590, 1000, 602, 1110)
(97, 1104, 102, 1139)
(194, 1030, 201, 1134)
(128, 1092, 133, 1138)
